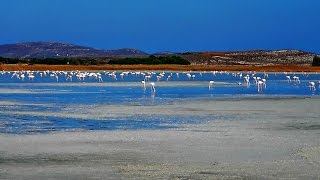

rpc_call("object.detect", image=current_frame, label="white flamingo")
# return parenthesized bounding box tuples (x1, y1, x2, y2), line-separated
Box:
(186, 73, 191, 79)
(252, 76, 257, 84)
(11, 72, 19, 79)
(166, 75, 171, 81)
(55, 74, 59, 82)
(20, 74, 25, 81)
(111, 74, 117, 80)
(157, 76, 162, 81)
(66, 75, 72, 81)
(257, 80, 265, 92)
(144, 75, 151, 81)
(98, 75, 103, 82)
(262, 79, 267, 88)
(293, 76, 300, 83)
(28, 74, 35, 81)
(209, 81, 214, 89)
(309, 82, 316, 91)
(141, 80, 146, 89)
(244, 76, 250, 86)
(120, 73, 124, 79)
(286, 76, 291, 82)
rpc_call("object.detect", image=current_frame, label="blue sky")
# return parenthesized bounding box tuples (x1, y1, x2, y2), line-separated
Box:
(1, 0, 319, 53)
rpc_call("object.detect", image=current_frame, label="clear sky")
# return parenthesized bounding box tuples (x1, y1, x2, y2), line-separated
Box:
(1, 0, 320, 53)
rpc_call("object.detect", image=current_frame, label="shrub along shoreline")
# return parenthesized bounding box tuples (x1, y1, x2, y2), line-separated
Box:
(1, 55, 320, 72)
(1, 64, 320, 72)
(0, 55, 190, 65)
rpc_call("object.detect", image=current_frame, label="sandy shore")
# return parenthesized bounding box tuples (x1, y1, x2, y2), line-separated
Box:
(1, 64, 320, 72)
(1, 97, 320, 179)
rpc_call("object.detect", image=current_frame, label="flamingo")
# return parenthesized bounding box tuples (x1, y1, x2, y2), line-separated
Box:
(98, 75, 103, 82)
(257, 80, 265, 92)
(66, 75, 72, 81)
(293, 76, 300, 83)
(111, 74, 117, 80)
(11, 72, 18, 79)
(186, 73, 191, 79)
(20, 74, 25, 81)
(262, 79, 267, 88)
(120, 73, 124, 79)
(244, 76, 250, 86)
(253, 76, 257, 84)
(309, 82, 316, 91)
(144, 75, 151, 81)
(286, 76, 291, 82)
(149, 82, 156, 92)
(55, 74, 59, 82)
(166, 75, 171, 81)
(141, 80, 146, 89)
(28, 74, 35, 81)
(157, 76, 162, 81)
(209, 81, 214, 89)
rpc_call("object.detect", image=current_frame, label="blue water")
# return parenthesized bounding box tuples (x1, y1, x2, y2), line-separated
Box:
(0, 71, 319, 134)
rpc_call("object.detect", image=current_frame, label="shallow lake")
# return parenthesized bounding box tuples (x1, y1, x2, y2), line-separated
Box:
(0, 71, 319, 134)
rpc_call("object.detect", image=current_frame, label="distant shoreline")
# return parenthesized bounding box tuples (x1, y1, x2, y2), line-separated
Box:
(1, 64, 320, 72)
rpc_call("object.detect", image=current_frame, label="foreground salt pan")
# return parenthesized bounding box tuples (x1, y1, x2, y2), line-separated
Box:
(1, 98, 320, 179)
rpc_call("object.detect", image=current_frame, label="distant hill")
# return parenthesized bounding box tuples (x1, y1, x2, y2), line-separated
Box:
(180, 50, 316, 65)
(0, 42, 317, 65)
(0, 42, 147, 58)
(153, 51, 177, 55)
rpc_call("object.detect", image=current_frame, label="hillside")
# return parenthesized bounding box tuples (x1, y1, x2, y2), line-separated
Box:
(181, 50, 315, 65)
(0, 42, 147, 58)
(0, 42, 317, 65)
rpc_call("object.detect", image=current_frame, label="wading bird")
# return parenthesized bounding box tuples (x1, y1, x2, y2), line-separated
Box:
(209, 81, 214, 89)
(286, 76, 291, 83)
(149, 82, 156, 92)
(293, 76, 300, 84)
(309, 81, 316, 91)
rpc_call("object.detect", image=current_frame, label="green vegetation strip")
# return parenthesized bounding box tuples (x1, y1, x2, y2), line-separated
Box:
(0, 55, 190, 65)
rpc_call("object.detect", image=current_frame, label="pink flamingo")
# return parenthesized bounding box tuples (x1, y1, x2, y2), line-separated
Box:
(149, 82, 156, 92)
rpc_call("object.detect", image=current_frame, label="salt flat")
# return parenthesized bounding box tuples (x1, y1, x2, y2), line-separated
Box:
(1, 97, 320, 179)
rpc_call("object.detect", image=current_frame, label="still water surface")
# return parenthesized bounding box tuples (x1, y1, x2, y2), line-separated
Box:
(0, 71, 319, 134)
